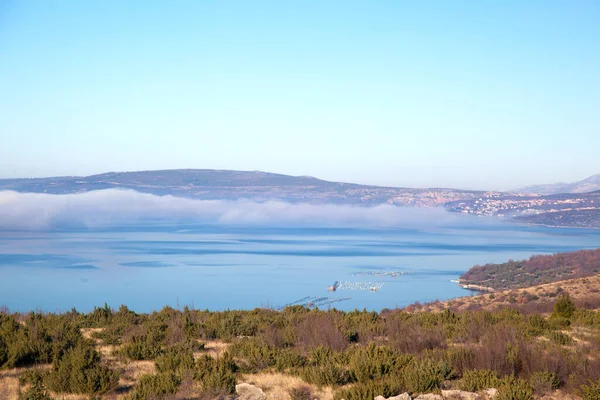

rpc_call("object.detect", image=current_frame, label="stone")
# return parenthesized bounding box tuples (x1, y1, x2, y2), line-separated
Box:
(415, 395, 444, 400)
(481, 388, 498, 399)
(441, 390, 483, 400)
(235, 383, 267, 400)
(374, 393, 411, 400)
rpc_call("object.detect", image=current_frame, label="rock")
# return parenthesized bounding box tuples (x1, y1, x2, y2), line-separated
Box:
(374, 393, 411, 400)
(235, 383, 266, 400)
(481, 388, 498, 399)
(415, 395, 444, 400)
(441, 390, 483, 399)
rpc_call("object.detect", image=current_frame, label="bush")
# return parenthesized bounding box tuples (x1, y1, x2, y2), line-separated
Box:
(301, 363, 352, 387)
(194, 352, 237, 395)
(402, 359, 452, 393)
(459, 369, 499, 392)
(126, 372, 181, 400)
(333, 378, 405, 400)
(155, 343, 195, 374)
(496, 376, 534, 400)
(580, 378, 600, 400)
(18, 370, 53, 400)
(348, 344, 411, 383)
(289, 385, 317, 400)
(552, 293, 575, 319)
(45, 343, 118, 395)
(530, 371, 560, 395)
(549, 331, 572, 346)
(120, 323, 167, 360)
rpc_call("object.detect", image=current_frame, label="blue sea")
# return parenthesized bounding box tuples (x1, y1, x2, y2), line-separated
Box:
(1, 222, 599, 313)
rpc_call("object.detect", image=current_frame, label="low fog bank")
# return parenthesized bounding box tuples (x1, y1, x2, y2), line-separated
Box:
(0, 189, 474, 230)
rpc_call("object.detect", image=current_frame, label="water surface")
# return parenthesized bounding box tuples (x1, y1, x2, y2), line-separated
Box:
(1, 223, 599, 312)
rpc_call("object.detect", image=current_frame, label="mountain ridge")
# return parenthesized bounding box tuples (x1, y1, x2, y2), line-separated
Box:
(2, 169, 600, 228)
(0, 168, 487, 207)
(515, 174, 600, 194)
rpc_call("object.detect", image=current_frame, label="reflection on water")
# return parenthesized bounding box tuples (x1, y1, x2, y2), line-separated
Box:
(0, 223, 599, 313)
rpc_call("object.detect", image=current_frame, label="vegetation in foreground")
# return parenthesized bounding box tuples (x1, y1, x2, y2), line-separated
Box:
(2, 292, 600, 399)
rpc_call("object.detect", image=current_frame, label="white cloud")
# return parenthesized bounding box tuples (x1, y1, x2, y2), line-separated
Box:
(0, 189, 467, 230)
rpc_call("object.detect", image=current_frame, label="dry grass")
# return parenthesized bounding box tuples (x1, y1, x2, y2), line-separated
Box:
(199, 339, 230, 359)
(81, 327, 104, 341)
(240, 372, 334, 400)
(0, 373, 19, 400)
(416, 273, 600, 313)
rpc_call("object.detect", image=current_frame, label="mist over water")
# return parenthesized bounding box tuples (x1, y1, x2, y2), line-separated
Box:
(0, 190, 465, 230)
(1, 190, 600, 313)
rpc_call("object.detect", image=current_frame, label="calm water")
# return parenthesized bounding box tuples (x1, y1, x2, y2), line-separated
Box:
(1, 223, 599, 313)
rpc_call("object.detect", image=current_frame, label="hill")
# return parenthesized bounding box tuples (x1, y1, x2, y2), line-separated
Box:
(515, 174, 600, 195)
(415, 270, 600, 315)
(458, 248, 600, 291)
(3, 169, 600, 227)
(0, 169, 486, 206)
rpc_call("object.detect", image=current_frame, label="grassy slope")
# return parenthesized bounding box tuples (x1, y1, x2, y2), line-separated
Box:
(459, 249, 600, 291)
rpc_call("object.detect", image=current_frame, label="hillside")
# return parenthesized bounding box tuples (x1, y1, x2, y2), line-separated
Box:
(2, 297, 600, 400)
(514, 209, 600, 228)
(416, 272, 600, 315)
(3, 169, 600, 227)
(0, 169, 486, 206)
(459, 249, 600, 291)
(516, 174, 600, 195)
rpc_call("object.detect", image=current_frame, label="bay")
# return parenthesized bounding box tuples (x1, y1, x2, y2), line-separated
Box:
(1, 222, 599, 313)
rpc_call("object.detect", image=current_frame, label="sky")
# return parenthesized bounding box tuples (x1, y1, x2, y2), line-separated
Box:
(1, 1, 599, 191)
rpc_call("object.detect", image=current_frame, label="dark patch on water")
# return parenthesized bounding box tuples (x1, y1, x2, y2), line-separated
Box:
(111, 246, 448, 257)
(0, 253, 95, 269)
(120, 261, 174, 268)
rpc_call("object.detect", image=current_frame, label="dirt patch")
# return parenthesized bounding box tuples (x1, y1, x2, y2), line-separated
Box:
(0, 375, 19, 400)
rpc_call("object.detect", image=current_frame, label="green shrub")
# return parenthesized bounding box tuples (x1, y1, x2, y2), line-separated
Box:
(402, 359, 452, 393)
(580, 378, 600, 400)
(19, 383, 53, 400)
(18, 370, 53, 400)
(333, 378, 405, 400)
(530, 371, 560, 395)
(549, 331, 572, 346)
(274, 348, 307, 372)
(126, 372, 181, 400)
(120, 323, 167, 360)
(45, 343, 118, 395)
(496, 376, 534, 400)
(155, 343, 195, 374)
(459, 369, 499, 392)
(526, 315, 549, 336)
(0, 336, 7, 367)
(347, 344, 411, 383)
(301, 363, 352, 387)
(194, 352, 237, 395)
(552, 293, 575, 319)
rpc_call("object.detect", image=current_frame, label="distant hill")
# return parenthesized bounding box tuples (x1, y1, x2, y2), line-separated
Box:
(515, 174, 600, 194)
(3, 169, 600, 228)
(0, 169, 485, 207)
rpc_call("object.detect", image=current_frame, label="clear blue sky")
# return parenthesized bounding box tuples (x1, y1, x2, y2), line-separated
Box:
(1, 1, 599, 190)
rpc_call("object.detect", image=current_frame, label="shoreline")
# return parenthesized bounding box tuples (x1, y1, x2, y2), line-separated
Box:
(456, 280, 495, 293)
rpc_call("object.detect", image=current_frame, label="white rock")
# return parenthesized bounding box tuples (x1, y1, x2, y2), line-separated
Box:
(482, 388, 498, 399)
(374, 393, 411, 400)
(415, 395, 444, 400)
(441, 390, 483, 400)
(236, 383, 267, 400)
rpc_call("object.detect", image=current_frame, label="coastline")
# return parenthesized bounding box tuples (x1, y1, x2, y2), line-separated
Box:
(456, 279, 495, 293)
